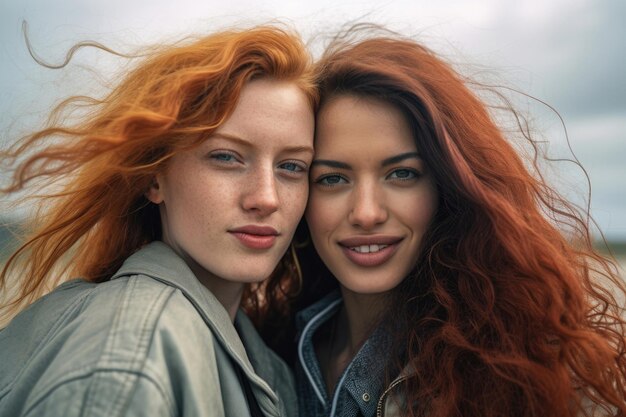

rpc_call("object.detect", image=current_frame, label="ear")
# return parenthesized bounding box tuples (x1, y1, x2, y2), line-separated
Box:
(145, 175, 164, 204)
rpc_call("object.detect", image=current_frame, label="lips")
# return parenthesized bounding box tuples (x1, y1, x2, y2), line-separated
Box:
(229, 225, 279, 250)
(338, 235, 403, 267)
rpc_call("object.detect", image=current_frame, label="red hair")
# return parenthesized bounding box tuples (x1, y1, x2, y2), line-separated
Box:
(0, 25, 318, 324)
(307, 30, 626, 416)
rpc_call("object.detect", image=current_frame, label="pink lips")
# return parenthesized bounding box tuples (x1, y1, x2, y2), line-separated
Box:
(229, 225, 279, 250)
(338, 235, 403, 267)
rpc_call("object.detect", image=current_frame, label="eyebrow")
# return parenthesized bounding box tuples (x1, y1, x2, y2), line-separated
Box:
(312, 152, 421, 170)
(285, 145, 315, 156)
(211, 132, 314, 155)
(311, 159, 351, 169)
(381, 152, 421, 166)
(210, 132, 251, 146)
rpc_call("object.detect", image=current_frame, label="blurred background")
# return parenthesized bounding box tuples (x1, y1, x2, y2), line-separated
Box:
(1, 0, 625, 270)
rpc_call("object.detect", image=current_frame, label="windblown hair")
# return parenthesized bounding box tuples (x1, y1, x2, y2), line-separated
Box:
(0, 25, 318, 325)
(302, 29, 626, 416)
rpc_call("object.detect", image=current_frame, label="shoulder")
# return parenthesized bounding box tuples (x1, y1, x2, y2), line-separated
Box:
(1, 273, 186, 378)
(0, 274, 217, 417)
(47, 273, 207, 374)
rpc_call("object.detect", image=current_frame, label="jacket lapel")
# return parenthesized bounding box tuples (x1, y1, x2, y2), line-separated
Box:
(109, 242, 270, 393)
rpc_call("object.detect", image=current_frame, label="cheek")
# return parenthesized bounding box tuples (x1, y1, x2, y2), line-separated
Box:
(166, 170, 231, 223)
(178, 177, 216, 208)
(305, 195, 338, 240)
(203, 179, 233, 205)
(281, 181, 309, 223)
(405, 188, 438, 230)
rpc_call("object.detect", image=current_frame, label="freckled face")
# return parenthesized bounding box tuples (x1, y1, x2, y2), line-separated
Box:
(306, 95, 438, 295)
(149, 79, 314, 286)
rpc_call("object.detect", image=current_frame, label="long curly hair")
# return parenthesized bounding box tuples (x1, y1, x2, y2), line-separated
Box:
(301, 29, 626, 416)
(0, 25, 318, 325)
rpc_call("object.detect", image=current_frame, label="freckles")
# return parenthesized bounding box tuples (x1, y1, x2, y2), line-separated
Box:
(212, 181, 233, 197)
(187, 176, 230, 212)
(284, 184, 308, 210)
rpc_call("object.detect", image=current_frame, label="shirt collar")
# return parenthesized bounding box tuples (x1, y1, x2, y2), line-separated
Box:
(296, 290, 343, 331)
(297, 291, 391, 417)
(297, 291, 342, 406)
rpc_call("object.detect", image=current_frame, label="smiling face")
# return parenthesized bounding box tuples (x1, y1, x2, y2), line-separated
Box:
(147, 78, 314, 289)
(306, 95, 438, 295)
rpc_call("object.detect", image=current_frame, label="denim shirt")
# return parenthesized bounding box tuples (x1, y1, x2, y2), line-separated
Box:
(0, 241, 296, 417)
(296, 292, 391, 417)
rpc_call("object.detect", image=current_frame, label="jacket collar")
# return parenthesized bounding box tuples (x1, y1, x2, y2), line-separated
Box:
(235, 311, 277, 386)
(297, 291, 393, 417)
(109, 241, 269, 391)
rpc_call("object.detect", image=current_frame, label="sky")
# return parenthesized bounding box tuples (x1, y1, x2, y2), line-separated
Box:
(1, 0, 625, 239)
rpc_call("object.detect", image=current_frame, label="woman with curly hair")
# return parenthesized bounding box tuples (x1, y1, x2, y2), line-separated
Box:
(294, 30, 626, 417)
(0, 25, 316, 417)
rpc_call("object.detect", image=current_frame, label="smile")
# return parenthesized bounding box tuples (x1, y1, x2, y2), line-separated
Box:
(349, 244, 389, 253)
(338, 236, 402, 267)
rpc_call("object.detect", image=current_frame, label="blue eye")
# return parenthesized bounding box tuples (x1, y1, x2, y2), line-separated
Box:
(210, 152, 237, 163)
(280, 162, 305, 173)
(209, 151, 240, 166)
(387, 169, 418, 180)
(316, 174, 347, 186)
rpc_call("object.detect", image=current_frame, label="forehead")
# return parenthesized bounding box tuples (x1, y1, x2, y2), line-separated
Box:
(315, 95, 417, 158)
(215, 78, 314, 148)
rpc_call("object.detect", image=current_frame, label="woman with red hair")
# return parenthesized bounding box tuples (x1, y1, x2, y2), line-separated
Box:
(293, 30, 626, 417)
(0, 26, 316, 416)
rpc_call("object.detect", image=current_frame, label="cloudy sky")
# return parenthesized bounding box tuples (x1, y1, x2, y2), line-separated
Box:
(1, 0, 624, 239)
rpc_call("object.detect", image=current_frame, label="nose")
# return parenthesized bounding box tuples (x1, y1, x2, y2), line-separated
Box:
(241, 165, 279, 216)
(348, 179, 388, 230)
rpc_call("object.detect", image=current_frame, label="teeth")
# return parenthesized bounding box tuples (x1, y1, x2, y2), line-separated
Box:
(351, 244, 388, 253)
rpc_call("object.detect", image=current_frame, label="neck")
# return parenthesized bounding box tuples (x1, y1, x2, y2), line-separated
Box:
(195, 270, 245, 322)
(317, 286, 389, 395)
(339, 286, 389, 351)
(162, 238, 244, 322)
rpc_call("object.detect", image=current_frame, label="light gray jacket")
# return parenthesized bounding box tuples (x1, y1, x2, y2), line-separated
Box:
(0, 242, 296, 417)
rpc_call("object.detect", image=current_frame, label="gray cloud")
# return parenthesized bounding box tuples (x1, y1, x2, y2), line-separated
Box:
(1, 0, 624, 238)
(470, 1, 626, 118)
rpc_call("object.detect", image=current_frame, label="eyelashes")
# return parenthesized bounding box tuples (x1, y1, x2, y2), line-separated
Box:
(208, 151, 239, 164)
(314, 168, 421, 188)
(275, 160, 309, 180)
(208, 151, 309, 177)
(387, 169, 419, 181)
(316, 174, 348, 186)
(279, 161, 308, 175)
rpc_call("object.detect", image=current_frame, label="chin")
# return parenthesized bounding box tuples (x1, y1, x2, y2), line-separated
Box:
(225, 272, 273, 284)
(228, 264, 279, 283)
(343, 283, 397, 296)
